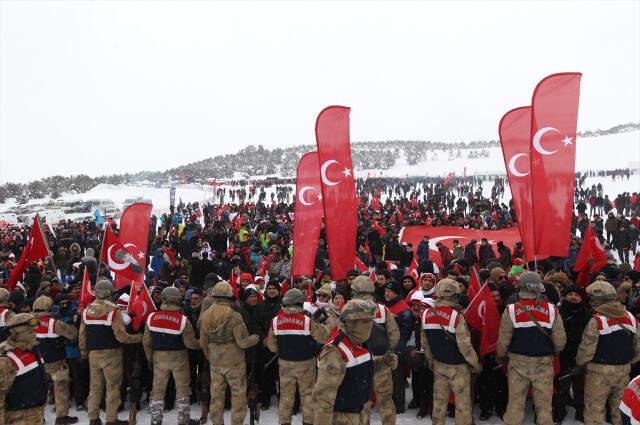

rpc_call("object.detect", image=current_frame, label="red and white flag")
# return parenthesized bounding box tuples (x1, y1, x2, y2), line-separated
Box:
(530, 73, 582, 257)
(499, 106, 535, 260)
(573, 224, 608, 274)
(355, 257, 369, 273)
(128, 281, 156, 332)
(315, 106, 357, 281)
(79, 267, 95, 309)
(114, 203, 152, 290)
(467, 267, 481, 301)
(407, 257, 419, 280)
(292, 152, 324, 278)
(464, 283, 501, 356)
(7, 214, 51, 290)
(100, 226, 144, 283)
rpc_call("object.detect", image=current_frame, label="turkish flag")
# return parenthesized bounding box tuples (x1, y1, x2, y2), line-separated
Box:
(407, 257, 419, 280)
(444, 172, 455, 186)
(115, 203, 152, 290)
(499, 106, 535, 260)
(400, 226, 522, 270)
(464, 283, 501, 356)
(292, 152, 324, 278)
(315, 106, 357, 281)
(79, 267, 95, 310)
(128, 281, 156, 332)
(467, 268, 481, 301)
(7, 214, 52, 290)
(355, 257, 369, 273)
(280, 279, 289, 296)
(101, 227, 144, 283)
(530, 73, 582, 257)
(573, 224, 608, 274)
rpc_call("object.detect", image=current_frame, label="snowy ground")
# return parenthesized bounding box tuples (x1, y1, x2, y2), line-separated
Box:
(43, 392, 567, 425)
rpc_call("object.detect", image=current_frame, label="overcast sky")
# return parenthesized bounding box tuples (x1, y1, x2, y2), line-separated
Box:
(1, 0, 638, 184)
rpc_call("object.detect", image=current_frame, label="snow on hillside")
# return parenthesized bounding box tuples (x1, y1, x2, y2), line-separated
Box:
(357, 129, 640, 178)
(0, 130, 638, 221)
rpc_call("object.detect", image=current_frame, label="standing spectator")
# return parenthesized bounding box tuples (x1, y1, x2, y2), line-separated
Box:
(417, 236, 430, 263)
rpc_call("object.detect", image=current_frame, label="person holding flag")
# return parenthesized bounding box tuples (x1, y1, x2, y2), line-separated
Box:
(421, 279, 481, 425)
(79, 279, 143, 425)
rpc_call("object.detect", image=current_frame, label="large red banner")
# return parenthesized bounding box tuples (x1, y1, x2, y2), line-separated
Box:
(530, 73, 582, 257)
(114, 203, 152, 289)
(400, 225, 522, 269)
(499, 106, 534, 261)
(315, 106, 357, 281)
(292, 152, 324, 277)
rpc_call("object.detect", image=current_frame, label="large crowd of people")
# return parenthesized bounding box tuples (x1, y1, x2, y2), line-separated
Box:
(0, 175, 638, 425)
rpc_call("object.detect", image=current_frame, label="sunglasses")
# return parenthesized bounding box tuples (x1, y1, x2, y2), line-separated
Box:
(498, 276, 507, 281)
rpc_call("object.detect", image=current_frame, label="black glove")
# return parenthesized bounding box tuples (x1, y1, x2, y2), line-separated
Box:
(312, 308, 328, 324)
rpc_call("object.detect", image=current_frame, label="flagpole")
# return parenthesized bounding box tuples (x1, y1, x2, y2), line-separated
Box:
(37, 214, 57, 274)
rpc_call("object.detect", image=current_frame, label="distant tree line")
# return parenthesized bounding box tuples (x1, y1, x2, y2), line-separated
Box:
(0, 122, 637, 203)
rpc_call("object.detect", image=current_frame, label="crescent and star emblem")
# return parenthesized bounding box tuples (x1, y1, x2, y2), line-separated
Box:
(298, 186, 322, 206)
(532, 127, 574, 156)
(320, 160, 351, 186)
(508, 153, 529, 177)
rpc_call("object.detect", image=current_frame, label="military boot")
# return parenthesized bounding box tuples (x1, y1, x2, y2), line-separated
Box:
(55, 416, 79, 425)
(105, 420, 129, 425)
(89, 420, 102, 425)
(150, 399, 164, 425)
(177, 397, 200, 425)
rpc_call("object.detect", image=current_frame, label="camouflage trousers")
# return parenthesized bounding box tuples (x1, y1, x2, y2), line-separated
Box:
(278, 358, 316, 424)
(45, 359, 70, 418)
(5, 406, 44, 425)
(432, 360, 472, 425)
(151, 350, 191, 400)
(334, 412, 363, 425)
(361, 359, 395, 425)
(503, 355, 554, 425)
(583, 364, 630, 425)
(87, 348, 123, 422)
(209, 363, 247, 425)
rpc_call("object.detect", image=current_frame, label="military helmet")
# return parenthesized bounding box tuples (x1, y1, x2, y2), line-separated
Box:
(586, 280, 617, 302)
(340, 299, 375, 322)
(434, 279, 460, 299)
(0, 288, 10, 304)
(315, 284, 333, 297)
(6, 313, 38, 332)
(161, 287, 182, 305)
(94, 279, 114, 300)
(211, 281, 233, 298)
(33, 295, 53, 312)
(518, 272, 545, 294)
(282, 288, 305, 306)
(351, 276, 375, 295)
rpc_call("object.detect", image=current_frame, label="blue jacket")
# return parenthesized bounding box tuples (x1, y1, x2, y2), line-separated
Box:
(417, 240, 430, 262)
(53, 300, 81, 359)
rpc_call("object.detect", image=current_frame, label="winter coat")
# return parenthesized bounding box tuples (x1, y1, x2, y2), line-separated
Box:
(478, 243, 496, 267)
(558, 301, 590, 371)
(417, 240, 430, 262)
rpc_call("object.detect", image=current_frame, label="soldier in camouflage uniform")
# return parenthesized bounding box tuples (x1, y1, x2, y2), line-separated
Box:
(143, 287, 200, 425)
(0, 288, 14, 343)
(0, 313, 48, 425)
(79, 279, 143, 425)
(497, 272, 566, 425)
(32, 295, 79, 425)
(350, 276, 399, 425)
(576, 281, 640, 425)
(266, 288, 328, 425)
(421, 279, 480, 425)
(199, 281, 259, 425)
(312, 299, 376, 425)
